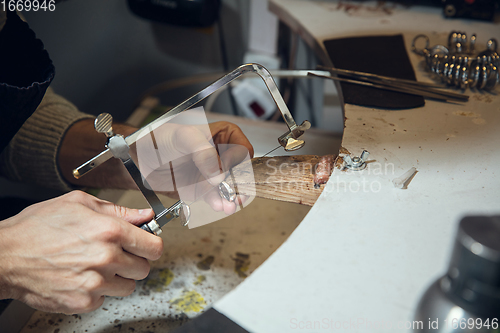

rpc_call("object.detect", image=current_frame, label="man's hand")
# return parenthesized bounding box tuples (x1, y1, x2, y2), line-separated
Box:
(203, 121, 254, 214)
(0, 191, 163, 314)
(136, 121, 254, 215)
(59, 118, 254, 215)
(59, 119, 253, 191)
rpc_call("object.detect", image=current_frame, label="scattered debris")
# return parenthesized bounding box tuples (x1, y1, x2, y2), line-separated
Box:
(196, 256, 215, 271)
(193, 275, 206, 285)
(144, 268, 175, 292)
(170, 290, 207, 313)
(231, 252, 251, 278)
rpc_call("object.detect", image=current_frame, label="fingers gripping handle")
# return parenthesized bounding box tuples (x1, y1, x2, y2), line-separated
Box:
(141, 223, 153, 234)
(140, 220, 162, 235)
(138, 200, 190, 235)
(94, 113, 189, 235)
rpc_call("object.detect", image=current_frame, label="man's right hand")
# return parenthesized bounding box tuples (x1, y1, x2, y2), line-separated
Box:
(0, 190, 163, 314)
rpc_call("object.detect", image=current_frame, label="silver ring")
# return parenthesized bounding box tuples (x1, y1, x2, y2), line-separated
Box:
(412, 34, 430, 56)
(218, 181, 236, 202)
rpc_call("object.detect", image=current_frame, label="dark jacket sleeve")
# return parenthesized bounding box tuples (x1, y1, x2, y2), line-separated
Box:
(0, 10, 93, 191)
(0, 10, 55, 153)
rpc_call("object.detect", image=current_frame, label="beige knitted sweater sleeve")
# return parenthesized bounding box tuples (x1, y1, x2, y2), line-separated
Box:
(0, 88, 94, 191)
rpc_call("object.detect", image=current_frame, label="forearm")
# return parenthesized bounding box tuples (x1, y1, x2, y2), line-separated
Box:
(0, 88, 138, 191)
(0, 88, 92, 191)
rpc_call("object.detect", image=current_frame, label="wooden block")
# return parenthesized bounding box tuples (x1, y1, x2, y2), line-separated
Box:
(226, 155, 335, 206)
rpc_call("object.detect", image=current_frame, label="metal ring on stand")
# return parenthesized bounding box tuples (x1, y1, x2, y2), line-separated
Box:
(412, 34, 430, 56)
(414, 31, 498, 91)
(478, 56, 488, 90)
(469, 34, 476, 54)
(453, 56, 463, 86)
(486, 39, 498, 52)
(485, 57, 499, 90)
(459, 57, 469, 89)
(469, 57, 480, 89)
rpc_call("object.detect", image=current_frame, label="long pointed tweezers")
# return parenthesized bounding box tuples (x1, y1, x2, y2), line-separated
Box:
(317, 65, 444, 88)
(308, 72, 468, 102)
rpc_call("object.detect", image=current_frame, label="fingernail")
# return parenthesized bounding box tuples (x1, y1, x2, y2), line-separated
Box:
(207, 169, 222, 178)
(138, 208, 153, 215)
(207, 170, 226, 185)
(208, 176, 226, 186)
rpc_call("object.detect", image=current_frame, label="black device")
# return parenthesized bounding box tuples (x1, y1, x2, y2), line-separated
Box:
(442, 0, 499, 20)
(127, 0, 221, 27)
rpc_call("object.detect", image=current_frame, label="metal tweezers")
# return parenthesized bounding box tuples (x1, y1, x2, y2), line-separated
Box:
(309, 65, 469, 103)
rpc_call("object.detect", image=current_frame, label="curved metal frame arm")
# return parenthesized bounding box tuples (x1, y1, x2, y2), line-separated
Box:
(73, 63, 310, 179)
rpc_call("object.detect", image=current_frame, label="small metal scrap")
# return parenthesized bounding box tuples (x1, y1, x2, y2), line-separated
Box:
(343, 150, 370, 171)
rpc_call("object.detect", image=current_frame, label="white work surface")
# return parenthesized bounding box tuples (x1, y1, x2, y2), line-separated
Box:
(213, 1, 500, 332)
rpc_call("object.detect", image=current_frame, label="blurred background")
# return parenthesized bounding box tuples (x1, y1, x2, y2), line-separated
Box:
(2, 0, 343, 202)
(22, 0, 343, 129)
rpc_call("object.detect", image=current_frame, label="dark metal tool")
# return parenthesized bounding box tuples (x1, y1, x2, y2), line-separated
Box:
(308, 71, 469, 103)
(94, 113, 189, 235)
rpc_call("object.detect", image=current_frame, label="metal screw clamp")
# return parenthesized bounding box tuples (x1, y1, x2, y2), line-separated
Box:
(343, 150, 370, 171)
(144, 220, 162, 236)
(95, 113, 115, 138)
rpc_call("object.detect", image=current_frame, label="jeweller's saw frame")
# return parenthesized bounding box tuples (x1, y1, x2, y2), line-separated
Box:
(72, 63, 311, 235)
